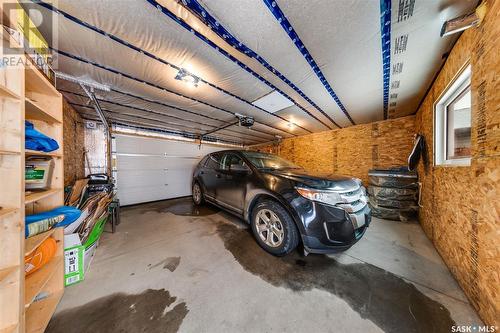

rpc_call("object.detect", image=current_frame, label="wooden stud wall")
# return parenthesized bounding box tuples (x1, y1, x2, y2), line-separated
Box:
(414, 0, 499, 325)
(253, 116, 416, 185)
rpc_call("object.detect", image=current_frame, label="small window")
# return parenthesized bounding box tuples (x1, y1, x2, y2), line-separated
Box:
(434, 64, 471, 166)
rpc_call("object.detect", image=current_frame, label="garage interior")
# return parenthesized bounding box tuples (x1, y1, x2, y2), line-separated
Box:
(0, 0, 498, 332)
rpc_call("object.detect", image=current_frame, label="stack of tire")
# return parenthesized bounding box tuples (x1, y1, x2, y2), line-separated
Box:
(367, 168, 419, 222)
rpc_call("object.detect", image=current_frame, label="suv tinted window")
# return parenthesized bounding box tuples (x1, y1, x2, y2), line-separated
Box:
(220, 153, 245, 170)
(205, 153, 222, 169)
(198, 155, 209, 167)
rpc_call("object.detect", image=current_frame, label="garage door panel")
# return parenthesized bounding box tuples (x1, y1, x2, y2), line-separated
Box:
(117, 184, 171, 204)
(163, 158, 200, 168)
(115, 169, 167, 188)
(116, 155, 168, 170)
(115, 134, 228, 205)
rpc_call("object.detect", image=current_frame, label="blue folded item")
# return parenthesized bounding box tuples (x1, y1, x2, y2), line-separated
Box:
(25, 121, 59, 152)
(25, 206, 82, 238)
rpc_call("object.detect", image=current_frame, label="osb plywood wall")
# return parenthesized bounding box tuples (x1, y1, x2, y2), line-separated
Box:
(63, 99, 85, 186)
(253, 116, 415, 184)
(414, 0, 499, 325)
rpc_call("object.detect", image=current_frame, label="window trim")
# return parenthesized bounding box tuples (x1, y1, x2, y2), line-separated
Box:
(434, 63, 472, 166)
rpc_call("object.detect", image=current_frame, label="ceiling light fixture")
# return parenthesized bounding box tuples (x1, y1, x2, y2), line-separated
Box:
(175, 68, 200, 87)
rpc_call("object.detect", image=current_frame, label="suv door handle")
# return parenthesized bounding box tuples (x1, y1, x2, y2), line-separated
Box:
(216, 174, 221, 178)
(200, 171, 204, 175)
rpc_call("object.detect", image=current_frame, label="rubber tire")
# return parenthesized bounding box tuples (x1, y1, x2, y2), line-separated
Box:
(250, 200, 299, 256)
(192, 181, 205, 205)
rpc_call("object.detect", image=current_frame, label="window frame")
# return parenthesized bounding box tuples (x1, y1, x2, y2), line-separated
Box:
(434, 63, 472, 166)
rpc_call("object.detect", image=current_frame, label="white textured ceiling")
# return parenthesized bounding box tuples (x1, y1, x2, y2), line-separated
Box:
(26, 0, 478, 145)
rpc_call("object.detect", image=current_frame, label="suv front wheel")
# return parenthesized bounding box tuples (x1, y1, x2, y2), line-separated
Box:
(251, 200, 299, 256)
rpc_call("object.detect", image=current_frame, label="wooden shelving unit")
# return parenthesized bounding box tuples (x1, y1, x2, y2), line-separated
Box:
(25, 189, 63, 205)
(25, 150, 62, 158)
(25, 98, 61, 124)
(0, 83, 20, 99)
(24, 229, 63, 309)
(0, 9, 25, 331)
(0, 3, 64, 331)
(25, 290, 64, 333)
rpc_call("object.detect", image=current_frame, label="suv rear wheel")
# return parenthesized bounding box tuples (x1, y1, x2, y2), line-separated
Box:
(192, 182, 204, 205)
(251, 200, 299, 256)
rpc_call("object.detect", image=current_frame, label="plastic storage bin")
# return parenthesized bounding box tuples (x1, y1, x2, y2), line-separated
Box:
(25, 156, 54, 190)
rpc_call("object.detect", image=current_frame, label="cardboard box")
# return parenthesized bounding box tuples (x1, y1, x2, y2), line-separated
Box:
(63, 214, 108, 286)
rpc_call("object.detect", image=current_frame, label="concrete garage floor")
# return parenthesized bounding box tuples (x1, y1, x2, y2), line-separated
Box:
(47, 198, 482, 333)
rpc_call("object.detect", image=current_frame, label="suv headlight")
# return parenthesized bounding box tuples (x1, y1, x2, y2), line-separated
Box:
(295, 187, 343, 205)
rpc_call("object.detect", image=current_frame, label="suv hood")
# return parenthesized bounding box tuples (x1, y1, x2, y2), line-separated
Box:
(265, 168, 360, 192)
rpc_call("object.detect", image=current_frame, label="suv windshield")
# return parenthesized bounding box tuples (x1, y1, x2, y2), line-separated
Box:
(242, 151, 301, 170)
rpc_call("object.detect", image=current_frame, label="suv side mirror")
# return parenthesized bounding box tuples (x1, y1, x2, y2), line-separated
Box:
(230, 164, 250, 174)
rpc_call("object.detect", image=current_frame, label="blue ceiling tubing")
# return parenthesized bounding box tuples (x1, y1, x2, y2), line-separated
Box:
(31, 1, 304, 137)
(63, 84, 277, 138)
(179, 0, 342, 129)
(145, 0, 332, 130)
(71, 102, 215, 135)
(62, 90, 273, 141)
(380, 0, 392, 120)
(66, 96, 271, 142)
(115, 122, 241, 145)
(70, 102, 262, 145)
(83, 109, 244, 145)
(55, 46, 303, 142)
(108, 88, 279, 138)
(262, 0, 356, 126)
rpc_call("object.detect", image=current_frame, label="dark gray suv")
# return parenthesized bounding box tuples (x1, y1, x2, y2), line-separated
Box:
(192, 150, 371, 256)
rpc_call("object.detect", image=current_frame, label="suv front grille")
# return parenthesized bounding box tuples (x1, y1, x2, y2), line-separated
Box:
(336, 186, 368, 213)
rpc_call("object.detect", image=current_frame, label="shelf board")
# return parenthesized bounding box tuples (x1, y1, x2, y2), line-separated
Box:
(25, 290, 63, 333)
(0, 323, 18, 333)
(25, 150, 62, 158)
(0, 150, 20, 155)
(25, 188, 62, 205)
(25, 256, 62, 308)
(0, 207, 18, 218)
(25, 64, 60, 99)
(0, 265, 18, 282)
(25, 98, 61, 124)
(24, 229, 57, 257)
(0, 84, 21, 100)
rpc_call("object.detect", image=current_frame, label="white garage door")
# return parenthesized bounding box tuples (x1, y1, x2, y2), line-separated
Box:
(114, 134, 228, 206)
